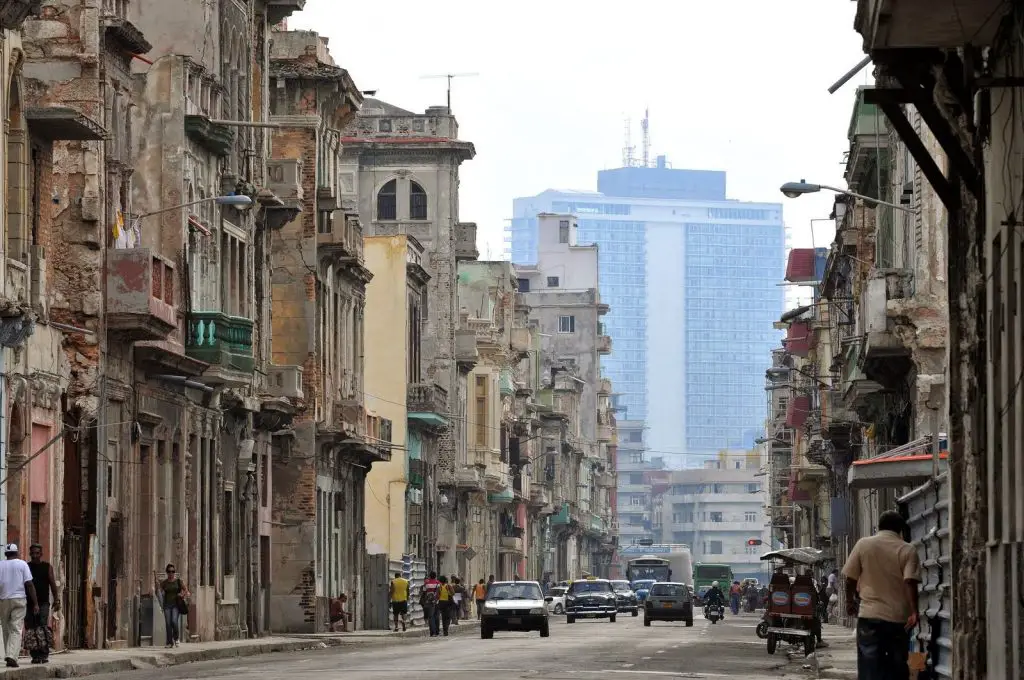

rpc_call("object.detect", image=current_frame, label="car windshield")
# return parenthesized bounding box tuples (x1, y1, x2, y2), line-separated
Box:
(487, 582, 543, 601)
(631, 580, 656, 590)
(650, 583, 688, 597)
(571, 581, 611, 594)
(611, 581, 632, 592)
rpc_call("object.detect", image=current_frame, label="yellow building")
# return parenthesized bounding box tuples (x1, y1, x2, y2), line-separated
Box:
(363, 235, 430, 559)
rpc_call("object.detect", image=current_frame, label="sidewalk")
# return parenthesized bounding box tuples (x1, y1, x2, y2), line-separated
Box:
(798, 625, 857, 679)
(0, 620, 480, 680)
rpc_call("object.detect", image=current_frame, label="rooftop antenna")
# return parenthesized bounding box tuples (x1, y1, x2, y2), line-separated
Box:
(622, 117, 635, 168)
(641, 108, 651, 168)
(420, 72, 480, 110)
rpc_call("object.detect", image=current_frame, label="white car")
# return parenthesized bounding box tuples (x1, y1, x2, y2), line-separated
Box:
(547, 586, 568, 615)
(480, 580, 551, 638)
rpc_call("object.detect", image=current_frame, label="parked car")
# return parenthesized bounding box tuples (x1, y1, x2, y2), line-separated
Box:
(643, 581, 694, 627)
(547, 586, 568, 614)
(480, 580, 551, 639)
(565, 578, 617, 623)
(611, 580, 639, 617)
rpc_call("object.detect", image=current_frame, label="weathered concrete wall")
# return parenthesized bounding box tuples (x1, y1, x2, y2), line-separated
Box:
(363, 236, 410, 560)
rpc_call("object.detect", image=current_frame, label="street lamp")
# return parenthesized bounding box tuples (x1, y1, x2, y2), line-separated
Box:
(136, 194, 253, 219)
(779, 180, 918, 214)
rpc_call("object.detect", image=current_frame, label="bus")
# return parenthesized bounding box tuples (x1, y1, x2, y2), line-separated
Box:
(693, 563, 734, 604)
(625, 556, 672, 583)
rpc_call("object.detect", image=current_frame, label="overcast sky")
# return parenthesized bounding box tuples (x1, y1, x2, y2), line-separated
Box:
(291, 1, 867, 301)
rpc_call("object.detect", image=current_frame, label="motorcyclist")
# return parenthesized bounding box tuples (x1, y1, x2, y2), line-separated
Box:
(704, 581, 726, 616)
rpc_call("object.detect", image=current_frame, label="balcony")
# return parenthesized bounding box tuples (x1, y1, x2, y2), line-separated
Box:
(184, 115, 235, 157)
(668, 520, 765, 533)
(665, 493, 764, 505)
(455, 329, 478, 367)
(596, 472, 615, 488)
(597, 378, 612, 395)
(550, 503, 571, 526)
(185, 311, 255, 379)
(499, 536, 524, 554)
(597, 334, 612, 355)
(860, 275, 913, 384)
(407, 382, 449, 427)
(454, 222, 478, 262)
(597, 423, 613, 442)
(455, 465, 484, 490)
(470, 448, 489, 469)
(267, 0, 306, 24)
(466, 317, 500, 348)
(785, 395, 810, 429)
(267, 364, 304, 400)
(846, 87, 888, 190)
(510, 326, 531, 356)
(317, 211, 364, 263)
(854, 0, 1008, 51)
(408, 458, 426, 489)
(106, 248, 176, 341)
(529, 482, 552, 508)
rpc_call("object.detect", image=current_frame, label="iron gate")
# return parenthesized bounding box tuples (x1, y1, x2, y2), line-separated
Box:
(62, 531, 85, 649)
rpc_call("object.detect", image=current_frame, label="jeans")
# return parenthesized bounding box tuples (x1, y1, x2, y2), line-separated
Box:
(730, 594, 740, 615)
(856, 617, 909, 680)
(423, 604, 439, 636)
(476, 599, 485, 620)
(0, 598, 26, 661)
(163, 604, 181, 645)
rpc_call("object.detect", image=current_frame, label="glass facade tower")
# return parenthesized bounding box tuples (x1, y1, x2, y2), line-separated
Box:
(508, 164, 785, 467)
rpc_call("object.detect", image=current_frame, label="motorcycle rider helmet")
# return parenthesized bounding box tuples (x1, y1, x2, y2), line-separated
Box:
(712, 581, 719, 588)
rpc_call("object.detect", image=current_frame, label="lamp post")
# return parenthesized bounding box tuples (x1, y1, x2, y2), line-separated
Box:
(136, 193, 253, 219)
(779, 180, 918, 214)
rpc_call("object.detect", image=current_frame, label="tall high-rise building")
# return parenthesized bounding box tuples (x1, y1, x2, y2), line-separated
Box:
(509, 159, 785, 467)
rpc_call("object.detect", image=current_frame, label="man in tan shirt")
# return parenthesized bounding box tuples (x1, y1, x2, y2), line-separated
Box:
(842, 510, 921, 680)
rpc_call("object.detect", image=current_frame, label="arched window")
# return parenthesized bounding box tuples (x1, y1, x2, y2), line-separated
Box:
(377, 179, 397, 220)
(409, 181, 428, 220)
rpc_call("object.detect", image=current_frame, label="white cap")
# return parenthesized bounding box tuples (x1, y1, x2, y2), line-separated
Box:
(4, 544, 17, 553)
(712, 581, 719, 587)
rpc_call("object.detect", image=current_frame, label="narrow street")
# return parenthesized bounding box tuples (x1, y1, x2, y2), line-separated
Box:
(76, 613, 826, 680)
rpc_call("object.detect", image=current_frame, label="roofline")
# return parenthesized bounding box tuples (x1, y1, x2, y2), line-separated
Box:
(339, 137, 475, 160)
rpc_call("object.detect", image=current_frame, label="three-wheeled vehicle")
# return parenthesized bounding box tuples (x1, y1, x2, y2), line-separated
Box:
(760, 547, 826, 656)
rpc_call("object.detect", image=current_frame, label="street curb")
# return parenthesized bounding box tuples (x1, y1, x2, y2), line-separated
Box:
(0, 624, 482, 679)
(817, 671, 857, 680)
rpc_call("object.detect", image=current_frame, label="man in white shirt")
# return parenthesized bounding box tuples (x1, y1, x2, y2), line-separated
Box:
(0, 544, 39, 668)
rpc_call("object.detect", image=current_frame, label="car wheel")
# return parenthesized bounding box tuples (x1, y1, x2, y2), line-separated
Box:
(643, 617, 652, 627)
(685, 618, 693, 627)
(609, 614, 617, 623)
(631, 608, 638, 617)
(481, 625, 494, 640)
(566, 615, 575, 624)
(540, 624, 550, 638)
(554, 603, 563, 615)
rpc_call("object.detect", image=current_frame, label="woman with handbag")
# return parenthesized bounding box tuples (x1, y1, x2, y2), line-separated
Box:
(156, 564, 190, 648)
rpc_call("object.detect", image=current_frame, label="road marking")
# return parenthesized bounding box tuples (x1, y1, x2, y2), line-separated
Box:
(642, 656, 652, 660)
(656, 650, 665, 654)
(621, 663, 635, 668)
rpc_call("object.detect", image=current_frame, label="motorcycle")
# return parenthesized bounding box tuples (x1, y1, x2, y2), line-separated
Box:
(704, 603, 725, 624)
(756, 610, 769, 639)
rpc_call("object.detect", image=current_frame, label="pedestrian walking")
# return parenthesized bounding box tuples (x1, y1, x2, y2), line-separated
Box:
(451, 576, 464, 624)
(842, 510, 921, 680)
(389, 571, 409, 632)
(0, 544, 39, 668)
(420, 571, 441, 637)
(156, 563, 190, 648)
(437, 576, 456, 636)
(26, 545, 58, 664)
(473, 579, 487, 619)
(729, 581, 741, 615)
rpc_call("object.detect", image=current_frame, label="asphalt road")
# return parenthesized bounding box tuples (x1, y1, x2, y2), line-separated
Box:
(82, 612, 821, 680)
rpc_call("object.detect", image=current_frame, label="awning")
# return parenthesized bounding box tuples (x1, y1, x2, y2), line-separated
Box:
(760, 547, 827, 565)
(848, 436, 948, 489)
